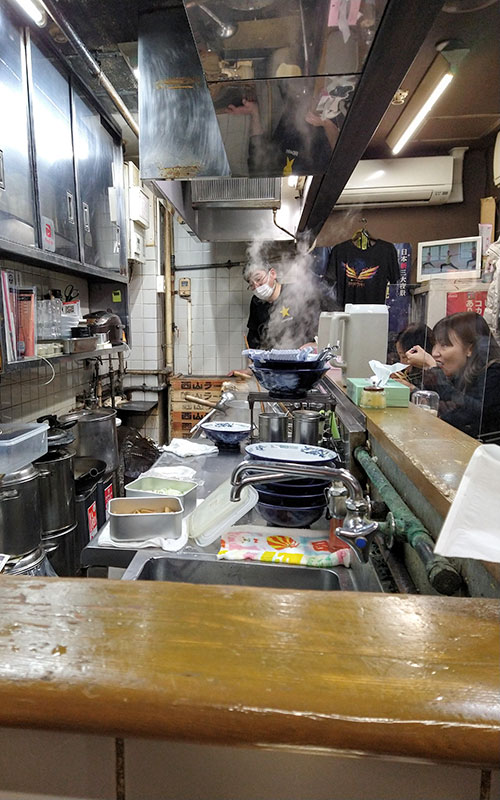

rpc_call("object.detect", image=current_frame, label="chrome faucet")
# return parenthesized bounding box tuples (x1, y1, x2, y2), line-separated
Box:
(230, 460, 377, 563)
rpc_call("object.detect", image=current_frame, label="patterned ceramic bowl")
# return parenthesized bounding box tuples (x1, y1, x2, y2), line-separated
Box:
(250, 365, 328, 397)
(201, 420, 253, 446)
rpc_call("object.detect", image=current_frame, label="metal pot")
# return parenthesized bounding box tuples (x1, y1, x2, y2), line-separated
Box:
(3, 546, 57, 577)
(35, 447, 76, 537)
(0, 465, 43, 557)
(292, 410, 323, 445)
(60, 409, 119, 472)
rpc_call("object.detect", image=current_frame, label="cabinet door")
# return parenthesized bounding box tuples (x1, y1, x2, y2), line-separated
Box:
(0, 4, 35, 247)
(29, 38, 79, 261)
(72, 89, 124, 271)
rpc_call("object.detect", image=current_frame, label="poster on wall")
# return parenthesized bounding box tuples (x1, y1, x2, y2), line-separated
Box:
(386, 243, 412, 334)
(446, 291, 488, 316)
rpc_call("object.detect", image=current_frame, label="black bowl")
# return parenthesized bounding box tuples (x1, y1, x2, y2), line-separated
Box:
(259, 479, 330, 495)
(257, 488, 327, 508)
(252, 358, 330, 371)
(257, 502, 325, 528)
(250, 365, 328, 398)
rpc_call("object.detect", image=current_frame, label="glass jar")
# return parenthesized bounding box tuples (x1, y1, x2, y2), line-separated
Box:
(360, 386, 386, 409)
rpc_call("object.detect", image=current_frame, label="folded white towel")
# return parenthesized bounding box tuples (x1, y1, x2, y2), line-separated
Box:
(161, 438, 218, 458)
(435, 444, 500, 563)
(99, 520, 188, 552)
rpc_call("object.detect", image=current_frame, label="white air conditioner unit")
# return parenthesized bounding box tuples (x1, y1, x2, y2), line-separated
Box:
(336, 155, 455, 208)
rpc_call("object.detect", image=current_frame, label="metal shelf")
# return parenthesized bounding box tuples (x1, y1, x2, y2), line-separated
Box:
(2, 343, 128, 373)
(0, 238, 128, 284)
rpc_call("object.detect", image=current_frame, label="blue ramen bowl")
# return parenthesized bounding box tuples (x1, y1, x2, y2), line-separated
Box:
(257, 501, 325, 528)
(252, 357, 330, 371)
(200, 421, 252, 446)
(259, 479, 331, 494)
(257, 488, 327, 508)
(250, 365, 329, 397)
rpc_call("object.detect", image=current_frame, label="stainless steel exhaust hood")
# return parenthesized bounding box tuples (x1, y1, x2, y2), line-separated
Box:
(139, 0, 390, 181)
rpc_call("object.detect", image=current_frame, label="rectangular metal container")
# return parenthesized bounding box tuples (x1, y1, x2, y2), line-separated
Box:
(108, 496, 184, 541)
(125, 477, 197, 516)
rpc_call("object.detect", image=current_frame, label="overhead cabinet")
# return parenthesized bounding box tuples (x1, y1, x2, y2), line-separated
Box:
(28, 37, 79, 261)
(0, 3, 36, 248)
(73, 89, 125, 272)
(0, 4, 125, 276)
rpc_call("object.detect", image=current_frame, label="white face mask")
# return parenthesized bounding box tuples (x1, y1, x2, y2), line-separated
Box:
(253, 281, 274, 301)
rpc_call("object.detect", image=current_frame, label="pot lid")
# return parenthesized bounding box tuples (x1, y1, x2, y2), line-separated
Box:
(47, 427, 75, 447)
(0, 463, 39, 485)
(60, 408, 117, 424)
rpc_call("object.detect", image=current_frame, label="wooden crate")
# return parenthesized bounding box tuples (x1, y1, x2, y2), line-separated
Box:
(168, 375, 245, 439)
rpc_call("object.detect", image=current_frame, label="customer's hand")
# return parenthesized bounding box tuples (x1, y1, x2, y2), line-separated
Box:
(406, 345, 437, 369)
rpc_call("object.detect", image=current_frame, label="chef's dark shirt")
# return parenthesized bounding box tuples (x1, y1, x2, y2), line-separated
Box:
(326, 239, 400, 307)
(247, 283, 323, 350)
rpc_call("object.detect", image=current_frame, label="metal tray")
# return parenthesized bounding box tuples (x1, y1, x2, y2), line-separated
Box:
(63, 337, 97, 354)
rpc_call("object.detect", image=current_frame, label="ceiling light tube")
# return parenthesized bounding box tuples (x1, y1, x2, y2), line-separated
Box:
(387, 54, 454, 155)
(10, 0, 46, 25)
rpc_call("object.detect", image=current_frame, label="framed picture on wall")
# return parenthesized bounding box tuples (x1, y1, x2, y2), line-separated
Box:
(417, 236, 482, 282)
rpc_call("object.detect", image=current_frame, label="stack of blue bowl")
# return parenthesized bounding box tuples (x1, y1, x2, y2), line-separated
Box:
(245, 442, 337, 528)
(256, 477, 330, 528)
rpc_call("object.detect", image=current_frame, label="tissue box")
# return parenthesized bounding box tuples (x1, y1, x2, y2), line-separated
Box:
(346, 378, 410, 407)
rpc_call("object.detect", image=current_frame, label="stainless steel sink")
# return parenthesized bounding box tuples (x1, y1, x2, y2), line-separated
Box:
(121, 550, 383, 592)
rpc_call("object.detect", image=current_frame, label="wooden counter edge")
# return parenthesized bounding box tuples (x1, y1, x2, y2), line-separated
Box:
(0, 577, 498, 768)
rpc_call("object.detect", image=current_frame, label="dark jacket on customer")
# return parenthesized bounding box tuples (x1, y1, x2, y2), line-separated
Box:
(423, 363, 500, 440)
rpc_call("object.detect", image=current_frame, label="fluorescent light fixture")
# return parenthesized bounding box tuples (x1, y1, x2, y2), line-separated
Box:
(287, 175, 298, 188)
(387, 55, 454, 155)
(11, 0, 46, 25)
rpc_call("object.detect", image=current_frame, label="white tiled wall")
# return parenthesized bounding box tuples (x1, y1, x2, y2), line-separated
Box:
(0, 261, 93, 423)
(173, 220, 250, 376)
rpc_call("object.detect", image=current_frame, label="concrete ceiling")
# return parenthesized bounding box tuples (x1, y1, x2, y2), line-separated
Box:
(365, 0, 500, 158)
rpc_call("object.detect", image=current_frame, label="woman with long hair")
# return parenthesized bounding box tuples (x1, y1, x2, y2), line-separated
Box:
(406, 312, 500, 440)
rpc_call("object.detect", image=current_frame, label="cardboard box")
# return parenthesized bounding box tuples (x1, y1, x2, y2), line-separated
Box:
(346, 378, 410, 407)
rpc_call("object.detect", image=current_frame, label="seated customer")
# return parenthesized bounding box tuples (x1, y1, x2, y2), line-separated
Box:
(392, 323, 435, 391)
(405, 312, 500, 440)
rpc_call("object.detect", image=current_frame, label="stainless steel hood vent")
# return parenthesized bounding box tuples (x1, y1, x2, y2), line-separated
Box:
(191, 177, 281, 207)
(138, 1, 393, 181)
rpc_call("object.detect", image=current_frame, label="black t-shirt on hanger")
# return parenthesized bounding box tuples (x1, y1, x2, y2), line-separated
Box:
(326, 239, 400, 307)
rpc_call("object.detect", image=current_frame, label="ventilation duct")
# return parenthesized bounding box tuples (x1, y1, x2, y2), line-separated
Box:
(191, 178, 281, 208)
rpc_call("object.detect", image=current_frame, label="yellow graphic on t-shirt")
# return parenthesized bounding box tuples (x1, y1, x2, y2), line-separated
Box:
(280, 305, 290, 318)
(283, 156, 295, 176)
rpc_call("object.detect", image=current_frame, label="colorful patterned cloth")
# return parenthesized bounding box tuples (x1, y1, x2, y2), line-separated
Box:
(217, 526, 351, 568)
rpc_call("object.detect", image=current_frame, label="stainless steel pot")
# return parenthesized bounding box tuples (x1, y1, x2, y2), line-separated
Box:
(0, 465, 43, 557)
(60, 409, 119, 472)
(35, 447, 76, 536)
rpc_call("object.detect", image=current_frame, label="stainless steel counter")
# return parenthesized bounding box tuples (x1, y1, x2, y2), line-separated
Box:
(81, 439, 383, 593)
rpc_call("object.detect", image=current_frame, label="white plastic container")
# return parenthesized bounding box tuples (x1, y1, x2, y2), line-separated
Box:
(108, 496, 184, 541)
(0, 422, 49, 474)
(125, 477, 197, 515)
(185, 479, 258, 547)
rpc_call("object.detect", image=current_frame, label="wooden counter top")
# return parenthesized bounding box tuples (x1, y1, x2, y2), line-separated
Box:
(1, 576, 499, 767)
(363, 404, 479, 518)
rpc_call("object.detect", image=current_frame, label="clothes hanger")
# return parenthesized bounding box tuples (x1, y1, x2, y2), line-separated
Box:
(351, 217, 376, 250)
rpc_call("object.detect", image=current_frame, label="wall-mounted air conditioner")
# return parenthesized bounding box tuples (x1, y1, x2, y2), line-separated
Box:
(335, 155, 456, 208)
